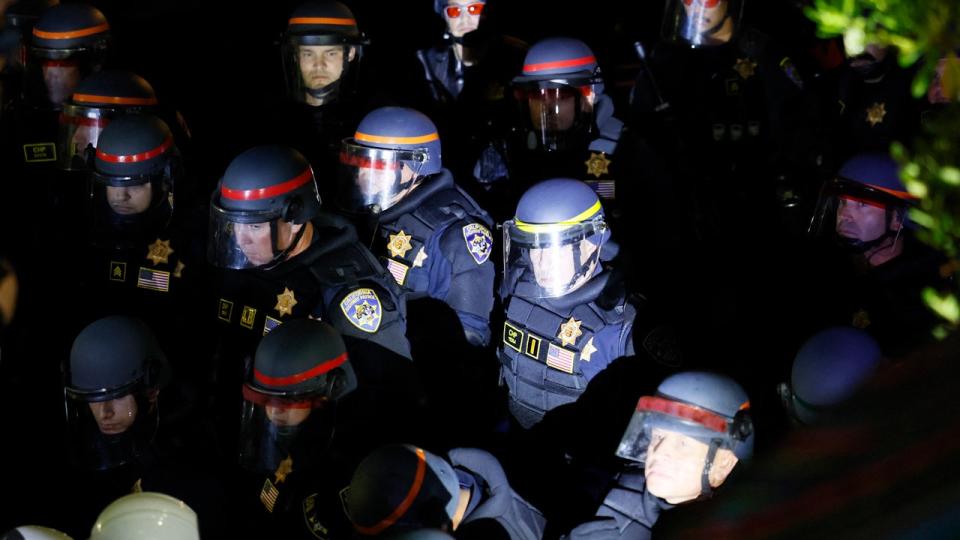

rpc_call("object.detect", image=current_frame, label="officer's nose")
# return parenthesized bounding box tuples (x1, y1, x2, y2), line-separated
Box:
(98, 401, 115, 420)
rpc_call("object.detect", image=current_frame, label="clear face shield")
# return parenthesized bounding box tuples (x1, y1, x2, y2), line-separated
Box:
(64, 382, 159, 471)
(614, 396, 738, 464)
(337, 140, 428, 214)
(207, 198, 291, 270)
(503, 217, 606, 298)
(25, 48, 101, 107)
(661, 0, 741, 47)
(58, 104, 125, 171)
(513, 81, 595, 152)
(283, 38, 359, 106)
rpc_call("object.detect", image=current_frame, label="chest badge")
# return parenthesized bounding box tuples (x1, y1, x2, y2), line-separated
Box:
(275, 287, 298, 317)
(734, 57, 758, 80)
(413, 246, 429, 268)
(584, 152, 611, 179)
(462, 223, 492, 265)
(866, 102, 887, 127)
(146, 238, 174, 265)
(580, 336, 598, 362)
(274, 455, 294, 484)
(558, 317, 583, 347)
(387, 230, 413, 258)
(340, 288, 383, 333)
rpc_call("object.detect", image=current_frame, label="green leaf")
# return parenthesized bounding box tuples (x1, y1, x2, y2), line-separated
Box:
(924, 288, 960, 324)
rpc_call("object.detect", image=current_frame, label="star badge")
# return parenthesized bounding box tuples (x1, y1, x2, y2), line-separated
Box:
(274, 455, 293, 484)
(734, 57, 758, 79)
(173, 260, 185, 278)
(866, 102, 887, 127)
(387, 230, 413, 259)
(275, 287, 298, 317)
(146, 238, 174, 265)
(558, 317, 583, 347)
(413, 246, 429, 268)
(580, 337, 598, 362)
(852, 308, 871, 329)
(584, 152, 611, 179)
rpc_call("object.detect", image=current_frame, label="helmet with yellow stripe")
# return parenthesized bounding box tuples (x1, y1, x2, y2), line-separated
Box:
(239, 319, 356, 475)
(337, 106, 443, 214)
(503, 178, 608, 298)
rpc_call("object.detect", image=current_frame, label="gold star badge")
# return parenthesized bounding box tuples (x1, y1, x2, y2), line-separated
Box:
(558, 317, 583, 347)
(866, 102, 887, 127)
(146, 238, 174, 265)
(274, 455, 294, 484)
(584, 152, 611, 179)
(387, 230, 413, 259)
(275, 287, 298, 317)
(852, 308, 871, 329)
(173, 260, 185, 278)
(412, 246, 429, 268)
(734, 57, 758, 79)
(580, 337, 598, 362)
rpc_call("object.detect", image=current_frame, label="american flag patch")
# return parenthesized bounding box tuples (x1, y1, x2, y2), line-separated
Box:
(584, 180, 616, 200)
(546, 343, 576, 374)
(386, 258, 409, 286)
(260, 478, 279, 513)
(136, 267, 170, 292)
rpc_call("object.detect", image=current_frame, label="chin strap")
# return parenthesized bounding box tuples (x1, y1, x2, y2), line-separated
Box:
(305, 78, 341, 104)
(262, 220, 309, 271)
(699, 439, 721, 500)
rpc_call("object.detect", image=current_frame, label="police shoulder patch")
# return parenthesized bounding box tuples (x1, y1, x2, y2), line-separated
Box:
(462, 223, 492, 265)
(339, 288, 382, 333)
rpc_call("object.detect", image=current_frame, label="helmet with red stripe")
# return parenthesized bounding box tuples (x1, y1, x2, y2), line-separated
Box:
(282, 1, 366, 106)
(27, 3, 110, 106)
(208, 145, 321, 269)
(512, 37, 602, 153)
(59, 71, 158, 171)
(239, 319, 356, 475)
(337, 107, 442, 214)
(342, 444, 461, 535)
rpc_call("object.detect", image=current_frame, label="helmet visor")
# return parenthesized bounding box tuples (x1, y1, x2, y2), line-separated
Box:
(207, 201, 290, 270)
(64, 387, 158, 470)
(661, 0, 742, 47)
(615, 396, 737, 463)
(808, 177, 908, 243)
(337, 140, 427, 213)
(503, 217, 606, 298)
(58, 103, 113, 170)
(513, 81, 594, 152)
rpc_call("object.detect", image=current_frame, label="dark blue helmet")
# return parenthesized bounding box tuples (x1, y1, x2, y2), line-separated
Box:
(338, 107, 442, 213)
(504, 179, 608, 298)
(514, 37, 599, 84)
(780, 327, 882, 424)
(837, 153, 915, 204)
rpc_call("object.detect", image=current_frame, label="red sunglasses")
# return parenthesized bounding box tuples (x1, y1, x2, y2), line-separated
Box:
(681, 0, 721, 8)
(445, 3, 484, 18)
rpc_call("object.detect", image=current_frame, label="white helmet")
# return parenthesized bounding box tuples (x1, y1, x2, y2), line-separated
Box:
(88, 492, 199, 540)
(1, 526, 74, 540)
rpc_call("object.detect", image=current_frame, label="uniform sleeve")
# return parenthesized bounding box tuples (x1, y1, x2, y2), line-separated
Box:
(325, 281, 412, 360)
(437, 221, 496, 347)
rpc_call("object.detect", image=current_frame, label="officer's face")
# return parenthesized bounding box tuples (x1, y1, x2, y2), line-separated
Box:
(443, 0, 484, 38)
(266, 405, 311, 427)
(89, 395, 138, 435)
(42, 62, 81, 105)
(644, 429, 710, 503)
(529, 238, 598, 293)
(528, 88, 578, 133)
(356, 162, 416, 203)
(835, 197, 896, 243)
(682, 0, 728, 32)
(106, 183, 153, 215)
(298, 45, 355, 90)
(232, 220, 303, 266)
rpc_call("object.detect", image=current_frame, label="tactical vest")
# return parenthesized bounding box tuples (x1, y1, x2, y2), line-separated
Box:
(499, 287, 635, 428)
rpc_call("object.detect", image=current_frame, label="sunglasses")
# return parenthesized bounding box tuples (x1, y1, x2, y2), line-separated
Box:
(681, 0, 721, 8)
(445, 3, 484, 18)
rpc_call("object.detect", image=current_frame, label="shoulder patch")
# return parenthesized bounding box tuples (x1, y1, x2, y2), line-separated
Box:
(462, 223, 493, 265)
(339, 288, 383, 333)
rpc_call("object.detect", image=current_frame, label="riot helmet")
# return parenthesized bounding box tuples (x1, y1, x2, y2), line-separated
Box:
(239, 319, 357, 475)
(88, 492, 199, 540)
(512, 37, 602, 153)
(282, 1, 365, 107)
(63, 316, 168, 470)
(661, 0, 743, 47)
(338, 106, 442, 214)
(503, 178, 608, 298)
(59, 70, 158, 171)
(1, 0, 60, 73)
(0, 526, 72, 540)
(26, 3, 109, 106)
(208, 145, 321, 269)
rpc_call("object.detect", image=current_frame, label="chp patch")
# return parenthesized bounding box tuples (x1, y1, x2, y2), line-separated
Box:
(462, 223, 492, 265)
(339, 288, 382, 333)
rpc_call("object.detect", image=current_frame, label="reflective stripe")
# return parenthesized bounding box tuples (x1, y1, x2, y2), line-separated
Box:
(288, 16, 357, 26)
(253, 352, 348, 387)
(354, 131, 439, 145)
(523, 55, 596, 74)
(866, 183, 917, 201)
(514, 200, 602, 233)
(636, 395, 742, 433)
(220, 168, 313, 201)
(72, 93, 158, 106)
(96, 136, 172, 163)
(33, 22, 109, 40)
(353, 448, 427, 535)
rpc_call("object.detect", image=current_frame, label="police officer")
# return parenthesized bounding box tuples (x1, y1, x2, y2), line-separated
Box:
(342, 443, 546, 539)
(234, 318, 358, 539)
(565, 371, 754, 540)
(338, 106, 495, 347)
(500, 178, 646, 429)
